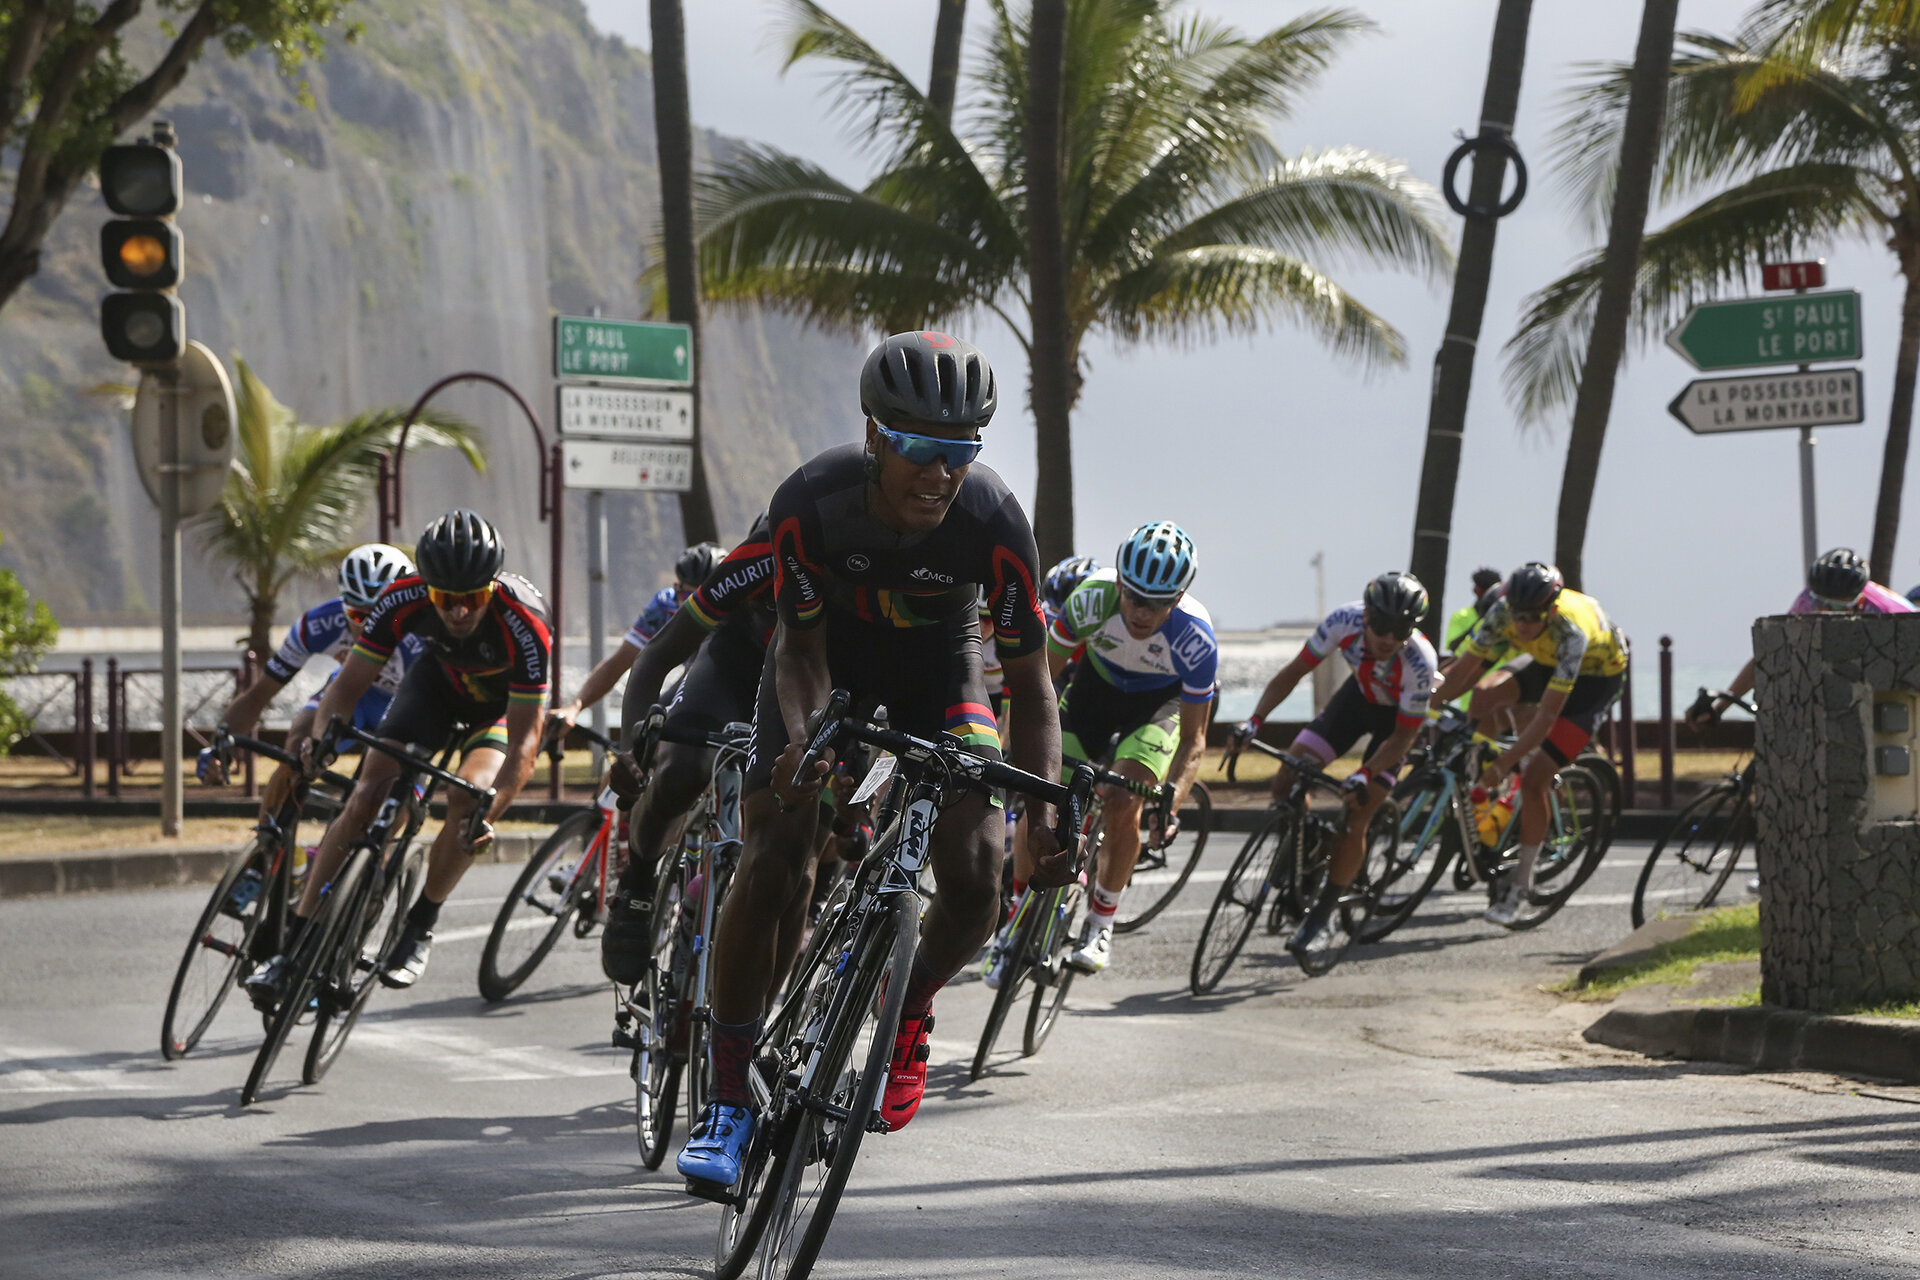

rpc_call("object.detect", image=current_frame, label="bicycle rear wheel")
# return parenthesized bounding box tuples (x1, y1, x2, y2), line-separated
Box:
(1292, 820, 1366, 977)
(1024, 885, 1083, 1056)
(1113, 782, 1210, 934)
(1189, 811, 1288, 996)
(304, 844, 421, 1085)
(1507, 767, 1606, 931)
(1632, 783, 1748, 927)
(970, 895, 1039, 1081)
(241, 851, 369, 1106)
(1571, 752, 1622, 890)
(1357, 772, 1458, 945)
(754, 892, 915, 1280)
(636, 851, 687, 1170)
(162, 833, 278, 1059)
(478, 808, 602, 1002)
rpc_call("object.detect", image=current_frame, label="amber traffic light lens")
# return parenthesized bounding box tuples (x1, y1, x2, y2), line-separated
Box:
(118, 234, 167, 278)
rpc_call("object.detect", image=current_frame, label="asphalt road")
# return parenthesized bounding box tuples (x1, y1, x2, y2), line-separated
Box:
(4, 833, 1918, 1279)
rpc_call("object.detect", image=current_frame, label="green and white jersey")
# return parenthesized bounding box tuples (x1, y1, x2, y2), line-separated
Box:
(1046, 569, 1218, 704)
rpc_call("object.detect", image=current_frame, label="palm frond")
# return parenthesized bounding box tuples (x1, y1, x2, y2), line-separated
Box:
(1082, 7, 1377, 266)
(1501, 163, 1886, 425)
(1103, 243, 1405, 369)
(1153, 149, 1453, 284)
(1743, 0, 1920, 90)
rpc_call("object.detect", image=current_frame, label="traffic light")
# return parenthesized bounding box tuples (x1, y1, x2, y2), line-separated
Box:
(99, 128, 185, 364)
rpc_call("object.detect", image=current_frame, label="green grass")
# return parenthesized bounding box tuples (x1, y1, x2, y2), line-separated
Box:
(1840, 997, 1920, 1019)
(1560, 903, 1761, 1001)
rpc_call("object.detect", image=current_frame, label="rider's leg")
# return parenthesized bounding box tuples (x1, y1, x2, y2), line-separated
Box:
(260, 705, 318, 816)
(416, 741, 507, 908)
(621, 739, 716, 894)
(767, 820, 831, 1001)
(294, 746, 404, 919)
(1330, 784, 1387, 886)
(708, 791, 821, 1075)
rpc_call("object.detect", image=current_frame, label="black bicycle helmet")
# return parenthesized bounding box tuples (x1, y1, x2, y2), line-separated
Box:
(415, 509, 504, 592)
(1471, 565, 1503, 595)
(1505, 561, 1564, 612)
(1363, 571, 1429, 633)
(1044, 554, 1100, 613)
(675, 541, 725, 589)
(859, 331, 998, 430)
(1807, 547, 1869, 601)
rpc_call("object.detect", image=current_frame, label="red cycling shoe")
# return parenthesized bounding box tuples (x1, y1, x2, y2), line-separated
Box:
(880, 1011, 934, 1129)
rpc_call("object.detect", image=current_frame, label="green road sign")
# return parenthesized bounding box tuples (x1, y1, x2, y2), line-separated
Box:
(553, 315, 692, 385)
(1664, 290, 1861, 372)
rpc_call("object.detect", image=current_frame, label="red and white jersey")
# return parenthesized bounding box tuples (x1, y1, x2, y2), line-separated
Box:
(1301, 602, 1437, 725)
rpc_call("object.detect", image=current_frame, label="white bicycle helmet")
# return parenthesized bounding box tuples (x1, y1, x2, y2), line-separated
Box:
(339, 543, 415, 609)
(1116, 521, 1198, 602)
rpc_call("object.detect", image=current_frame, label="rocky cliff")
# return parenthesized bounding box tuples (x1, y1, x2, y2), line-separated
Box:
(0, 0, 860, 631)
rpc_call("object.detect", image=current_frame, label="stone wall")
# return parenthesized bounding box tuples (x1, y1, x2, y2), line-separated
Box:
(1752, 612, 1920, 1010)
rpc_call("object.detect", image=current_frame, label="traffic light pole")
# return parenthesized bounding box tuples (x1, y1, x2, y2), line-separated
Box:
(157, 368, 183, 836)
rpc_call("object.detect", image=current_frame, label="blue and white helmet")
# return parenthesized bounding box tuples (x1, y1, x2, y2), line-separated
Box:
(338, 543, 415, 610)
(1115, 521, 1197, 603)
(1044, 555, 1100, 613)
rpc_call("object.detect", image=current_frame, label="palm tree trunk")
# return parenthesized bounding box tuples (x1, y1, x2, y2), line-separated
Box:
(1407, 0, 1533, 640)
(1026, 0, 1073, 565)
(1553, 0, 1679, 591)
(650, 0, 720, 546)
(928, 0, 967, 126)
(1869, 248, 1920, 582)
(247, 591, 277, 670)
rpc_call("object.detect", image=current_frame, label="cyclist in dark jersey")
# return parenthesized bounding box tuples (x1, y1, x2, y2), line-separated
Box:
(677, 332, 1066, 1190)
(598, 513, 777, 982)
(247, 510, 552, 1006)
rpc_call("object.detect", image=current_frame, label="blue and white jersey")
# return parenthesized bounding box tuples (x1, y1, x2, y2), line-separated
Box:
(623, 586, 688, 649)
(1048, 570, 1218, 704)
(262, 596, 421, 695)
(1302, 601, 1437, 724)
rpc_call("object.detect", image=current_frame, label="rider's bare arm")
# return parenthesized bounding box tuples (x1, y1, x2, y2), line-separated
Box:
(488, 699, 546, 820)
(297, 650, 383, 757)
(554, 639, 641, 729)
(1361, 717, 1422, 781)
(618, 606, 711, 747)
(1493, 685, 1568, 775)
(1432, 653, 1487, 705)
(1167, 698, 1209, 807)
(1249, 651, 1316, 724)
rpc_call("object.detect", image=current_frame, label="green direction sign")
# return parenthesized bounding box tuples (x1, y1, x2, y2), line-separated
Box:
(552, 315, 692, 385)
(1665, 290, 1861, 372)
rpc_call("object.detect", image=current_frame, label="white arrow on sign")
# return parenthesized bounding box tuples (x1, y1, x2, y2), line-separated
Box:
(1667, 367, 1866, 435)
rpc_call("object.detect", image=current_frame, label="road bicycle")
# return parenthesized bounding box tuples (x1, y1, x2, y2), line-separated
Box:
(1631, 688, 1756, 928)
(612, 709, 754, 1171)
(239, 718, 492, 1106)
(162, 730, 357, 1059)
(1189, 739, 1400, 994)
(1364, 706, 1611, 941)
(1110, 776, 1212, 934)
(702, 691, 1093, 1280)
(969, 764, 1195, 1080)
(478, 723, 623, 1002)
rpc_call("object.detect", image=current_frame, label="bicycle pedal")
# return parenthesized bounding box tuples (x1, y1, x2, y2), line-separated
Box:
(683, 1178, 742, 1208)
(866, 1114, 893, 1135)
(611, 1027, 640, 1051)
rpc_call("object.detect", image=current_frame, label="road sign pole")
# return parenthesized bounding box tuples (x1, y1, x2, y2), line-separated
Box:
(158, 369, 182, 836)
(1799, 425, 1819, 566)
(586, 488, 608, 778)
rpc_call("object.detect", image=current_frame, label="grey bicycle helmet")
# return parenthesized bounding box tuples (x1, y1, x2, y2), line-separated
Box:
(1505, 562, 1564, 613)
(415, 509, 504, 592)
(1363, 572, 1429, 634)
(859, 331, 998, 429)
(675, 541, 725, 589)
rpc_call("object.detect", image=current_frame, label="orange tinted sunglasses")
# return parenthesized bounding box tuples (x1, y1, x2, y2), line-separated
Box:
(428, 583, 494, 611)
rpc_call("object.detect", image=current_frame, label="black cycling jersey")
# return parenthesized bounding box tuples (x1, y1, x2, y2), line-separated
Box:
(682, 511, 777, 649)
(768, 443, 1046, 658)
(354, 571, 551, 708)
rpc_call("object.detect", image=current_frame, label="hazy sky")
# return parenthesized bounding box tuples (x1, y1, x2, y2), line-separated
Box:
(581, 0, 1902, 673)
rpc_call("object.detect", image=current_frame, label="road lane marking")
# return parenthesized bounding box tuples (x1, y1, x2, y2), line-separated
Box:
(0, 1043, 158, 1094)
(350, 1023, 624, 1082)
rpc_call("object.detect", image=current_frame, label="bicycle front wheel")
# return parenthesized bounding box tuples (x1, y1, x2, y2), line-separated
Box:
(305, 843, 421, 1085)
(1189, 811, 1288, 996)
(1357, 772, 1458, 945)
(1024, 886, 1083, 1056)
(1632, 783, 1748, 927)
(1507, 767, 1607, 931)
(754, 891, 916, 1280)
(970, 895, 1039, 1081)
(241, 851, 370, 1106)
(1113, 782, 1211, 934)
(162, 834, 277, 1059)
(479, 808, 603, 1002)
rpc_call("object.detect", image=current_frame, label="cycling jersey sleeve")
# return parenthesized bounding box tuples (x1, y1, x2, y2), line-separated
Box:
(261, 602, 344, 685)
(350, 578, 426, 666)
(1544, 613, 1589, 692)
(979, 492, 1046, 659)
(1171, 614, 1219, 704)
(1462, 599, 1513, 664)
(1396, 634, 1439, 724)
(1302, 603, 1364, 669)
(495, 576, 553, 705)
(770, 467, 829, 630)
(683, 516, 775, 631)
(624, 587, 682, 648)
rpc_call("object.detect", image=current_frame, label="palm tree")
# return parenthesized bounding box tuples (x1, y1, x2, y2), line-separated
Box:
(929, 0, 969, 124)
(682, 0, 1452, 563)
(195, 359, 484, 660)
(1553, 0, 1681, 591)
(1505, 13, 1920, 581)
(650, 0, 721, 546)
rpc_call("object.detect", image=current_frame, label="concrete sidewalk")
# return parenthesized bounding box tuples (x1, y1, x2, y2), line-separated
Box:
(1578, 917, 1920, 1085)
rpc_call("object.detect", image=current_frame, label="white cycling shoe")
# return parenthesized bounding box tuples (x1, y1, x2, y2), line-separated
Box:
(1067, 921, 1113, 974)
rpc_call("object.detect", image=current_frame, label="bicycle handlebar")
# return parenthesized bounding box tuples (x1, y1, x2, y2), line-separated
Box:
(1223, 735, 1349, 796)
(211, 727, 358, 794)
(316, 717, 497, 844)
(1698, 686, 1759, 717)
(546, 721, 616, 758)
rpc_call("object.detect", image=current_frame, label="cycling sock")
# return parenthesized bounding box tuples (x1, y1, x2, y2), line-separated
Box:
(405, 895, 443, 932)
(707, 1018, 761, 1108)
(1086, 881, 1121, 927)
(902, 949, 948, 1019)
(1514, 842, 1542, 889)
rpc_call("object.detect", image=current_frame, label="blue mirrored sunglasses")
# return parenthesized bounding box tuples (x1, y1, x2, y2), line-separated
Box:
(875, 425, 985, 469)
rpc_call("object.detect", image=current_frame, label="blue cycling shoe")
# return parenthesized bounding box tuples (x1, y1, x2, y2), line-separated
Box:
(677, 1102, 755, 1186)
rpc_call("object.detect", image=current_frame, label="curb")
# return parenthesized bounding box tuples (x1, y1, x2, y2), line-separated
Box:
(1584, 1003, 1920, 1084)
(0, 795, 594, 823)
(0, 832, 547, 901)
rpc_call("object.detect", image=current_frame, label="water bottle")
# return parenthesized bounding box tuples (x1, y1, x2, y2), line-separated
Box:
(1469, 787, 1500, 847)
(228, 867, 262, 914)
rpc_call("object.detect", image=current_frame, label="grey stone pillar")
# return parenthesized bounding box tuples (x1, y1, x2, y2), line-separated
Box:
(1753, 612, 1920, 1011)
